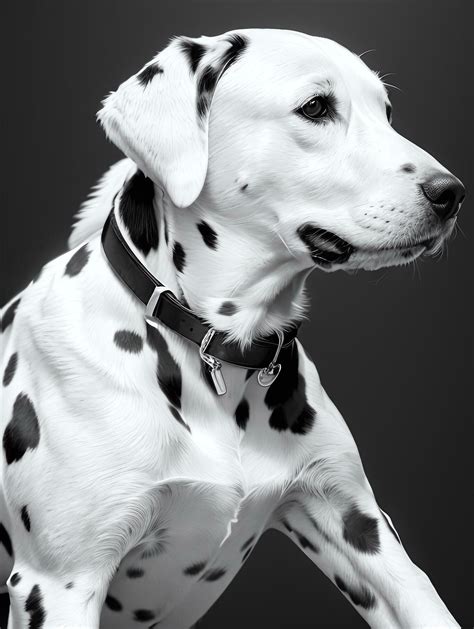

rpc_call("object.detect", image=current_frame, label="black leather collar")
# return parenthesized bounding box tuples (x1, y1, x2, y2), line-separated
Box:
(101, 211, 299, 391)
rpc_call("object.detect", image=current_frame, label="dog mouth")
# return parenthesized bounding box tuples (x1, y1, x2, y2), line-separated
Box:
(297, 223, 440, 267)
(297, 225, 355, 266)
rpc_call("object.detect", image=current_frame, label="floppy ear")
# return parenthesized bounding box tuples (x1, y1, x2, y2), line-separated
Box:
(97, 33, 248, 208)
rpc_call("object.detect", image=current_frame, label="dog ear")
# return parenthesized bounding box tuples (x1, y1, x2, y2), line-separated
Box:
(97, 33, 247, 208)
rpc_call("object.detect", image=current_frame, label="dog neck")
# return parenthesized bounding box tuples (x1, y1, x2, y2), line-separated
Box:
(113, 170, 309, 348)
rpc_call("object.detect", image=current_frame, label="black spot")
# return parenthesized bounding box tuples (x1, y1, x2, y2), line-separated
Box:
(119, 170, 158, 256)
(220, 34, 248, 74)
(380, 509, 401, 544)
(234, 398, 249, 431)
(25, 584, 46, 629)
(105, 594, 123, 611)
(198, 64, 220, 95)
(147, 326, 182, 410)
(295, 531, 319, 553)
(169, 405, 191, 433)
(137, 62, 163, 86)
(197, 221, 218, 249)
(196, 34, 248, 119)
(127, 567, 145, 579)
(21, 505, 31, 532)
(3, 352, 18, 386)
(269, 402, 315, 435)
(0, 523, 12, 556)
(10, 572, 21, 586)
(3, 393, 41, 465)
(197, 65, 220, 118)
(183, 560, 207, 576)
(114, 330, 144, 354)
(218, 301, 237, 316)
(343, 505, 380, 554)
(240, 183, 249, 191)
(265, 343, 316, 435)
(64, 244, 90, 277)
(240, 535, 255, 552)
(180, 39, 207, 73)
(134, 609, 156, 622)
(65, 581, 74, 589)
(201, 567, 227, 582)
(400, 163, 416, 174)
(334, 575, 376, 610)
(1, 297, 21, 332)
(172, 242, 186, 273)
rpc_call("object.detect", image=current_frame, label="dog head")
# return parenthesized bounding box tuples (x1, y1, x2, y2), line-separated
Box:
(99, 28, 465, 275)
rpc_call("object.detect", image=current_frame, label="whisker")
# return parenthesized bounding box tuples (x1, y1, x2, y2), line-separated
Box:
(454, 220, 468, 239)
(414, 258, 422, 281)
(379, 72, 396, 82)
(274, 229, 297, 259)
(372, 270, 389, 285)
(359, 48, 376, 59)
(383, 82, 403, 94)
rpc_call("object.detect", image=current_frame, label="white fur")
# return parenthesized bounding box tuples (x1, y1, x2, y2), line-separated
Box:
(69, 158, 136, 249)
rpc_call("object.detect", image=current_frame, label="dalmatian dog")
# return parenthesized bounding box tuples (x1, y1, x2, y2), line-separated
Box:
(0, 28, 465, 628)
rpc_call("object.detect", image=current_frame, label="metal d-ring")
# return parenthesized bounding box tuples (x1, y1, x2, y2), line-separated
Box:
(257, 329, 284, 387)
(199, 328, 227, 396)
(144, 285, 171, 329)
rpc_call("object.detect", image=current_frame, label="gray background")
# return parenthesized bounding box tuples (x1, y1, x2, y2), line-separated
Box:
(2, 0, 472, 627)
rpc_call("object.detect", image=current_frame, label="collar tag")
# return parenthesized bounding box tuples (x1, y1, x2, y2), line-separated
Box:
(257, 329, 285, 388)
(257, 362, 282, 387)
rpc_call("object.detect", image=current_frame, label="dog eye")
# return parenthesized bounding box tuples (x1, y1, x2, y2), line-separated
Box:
(386, 103, 393, 124)
(299, 96, 328, 121)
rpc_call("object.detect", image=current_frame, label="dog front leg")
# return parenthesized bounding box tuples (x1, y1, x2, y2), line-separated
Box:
(272, 456, 458, 628)
(270, 348, 459, 628)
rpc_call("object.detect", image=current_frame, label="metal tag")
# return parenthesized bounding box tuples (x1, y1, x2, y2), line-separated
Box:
(257, 363, 281, 387)
(210, 364, 227, 396)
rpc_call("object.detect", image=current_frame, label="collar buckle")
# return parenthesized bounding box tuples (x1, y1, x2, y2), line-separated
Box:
(199, 329, 227, 396)
(145, 285, 172, 329)
(257, 329, 284, 387)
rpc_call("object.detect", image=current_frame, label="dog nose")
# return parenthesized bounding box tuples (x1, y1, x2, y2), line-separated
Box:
(421, 173, 465, 221)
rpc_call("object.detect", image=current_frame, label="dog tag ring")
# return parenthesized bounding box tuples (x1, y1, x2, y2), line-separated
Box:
(199, 329, 227, 396)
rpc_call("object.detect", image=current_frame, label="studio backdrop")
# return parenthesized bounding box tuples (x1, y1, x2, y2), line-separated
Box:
(2, 1, 472, 627)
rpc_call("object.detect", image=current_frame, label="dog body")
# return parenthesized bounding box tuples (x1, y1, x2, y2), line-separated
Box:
(1, 29, 463, 628)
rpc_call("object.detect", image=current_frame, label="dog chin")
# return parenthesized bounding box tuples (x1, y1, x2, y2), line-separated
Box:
(344, 246, 428, 271)
(299, 223, 453, 273)
(333, 233, 449, 272)
(316, 230, 452, 272)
